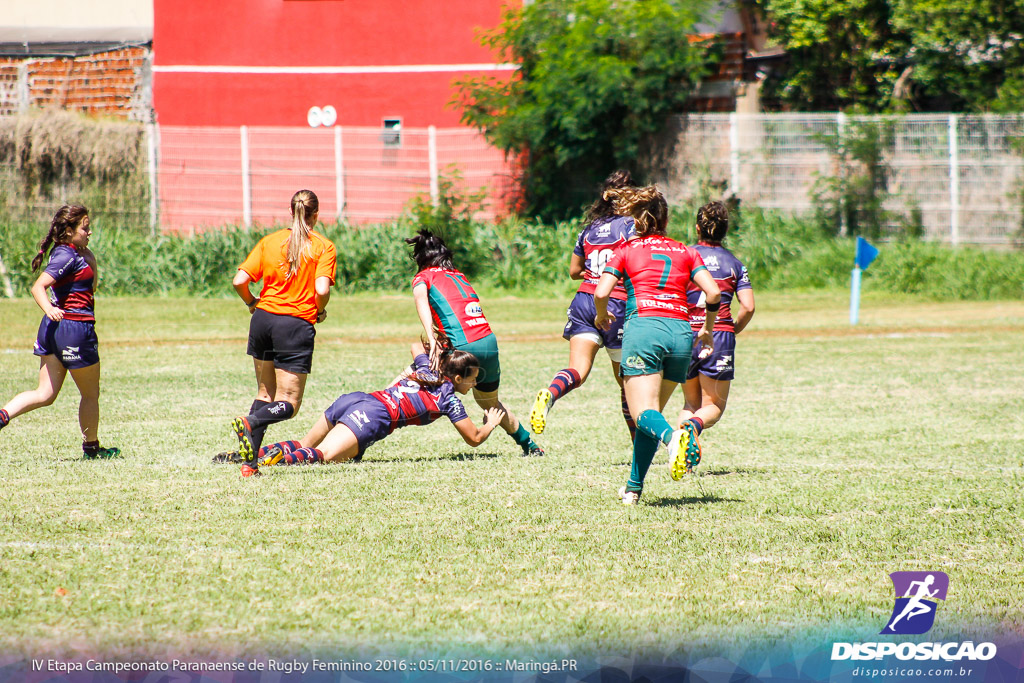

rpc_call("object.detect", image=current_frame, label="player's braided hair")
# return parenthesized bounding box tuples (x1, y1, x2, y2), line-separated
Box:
(409, 332, 479, 388)
(603, 185, 668, 237)
(286, 190, 318, 280)
(32, 205, 89, 271)
(695, 201, 729, 244)
(584, 169, 635, 224)
(405, 229, 454, 271)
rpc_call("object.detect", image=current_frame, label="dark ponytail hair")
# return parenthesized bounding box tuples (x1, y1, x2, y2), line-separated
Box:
(584, 169, 635, 224)
(410, 332, 479, 388)
(405, 229, 454, 271)
(32, 205, 89, 271)
(695, 201, 729, 244)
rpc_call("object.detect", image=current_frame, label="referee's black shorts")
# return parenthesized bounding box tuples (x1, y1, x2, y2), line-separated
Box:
(247, 308, 316, 374)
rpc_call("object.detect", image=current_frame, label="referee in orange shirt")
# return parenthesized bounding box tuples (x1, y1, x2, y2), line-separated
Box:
(230, 189, 337, 477)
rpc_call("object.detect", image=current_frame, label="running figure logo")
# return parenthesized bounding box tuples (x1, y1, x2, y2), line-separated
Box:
(883, 571, 949, 635)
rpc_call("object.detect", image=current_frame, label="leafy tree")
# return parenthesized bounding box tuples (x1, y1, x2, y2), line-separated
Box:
(454, 0, 721, 220)
(756, 0, 1024, 112)
(754, 0, 909, 112)
(891, 0, 1024, 111)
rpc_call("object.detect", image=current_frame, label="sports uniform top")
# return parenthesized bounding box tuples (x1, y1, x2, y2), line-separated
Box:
(238, 229, 337, 324)
(411, 267, 492, 345)
(573, 216, 635, 301)
(686, 243, 751, 333)
(44, 245, 95, 322)
(370, 353, 470, 433)
(603, 235, 707, 321)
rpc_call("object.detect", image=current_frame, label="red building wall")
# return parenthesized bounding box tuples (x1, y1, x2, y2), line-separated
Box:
(152, 0, 517, 127)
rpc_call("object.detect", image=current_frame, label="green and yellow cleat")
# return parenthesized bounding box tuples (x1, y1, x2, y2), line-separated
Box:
(668, 423, 702, 480)
(231, 416, 256, 466)
(529, 389, 552, 434)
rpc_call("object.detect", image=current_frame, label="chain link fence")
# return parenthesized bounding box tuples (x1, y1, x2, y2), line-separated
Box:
(656, 113, 1024, 245)
(2, 113, 1024, 243)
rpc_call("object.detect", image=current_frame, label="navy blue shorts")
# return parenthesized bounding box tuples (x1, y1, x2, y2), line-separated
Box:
(323, 392, 392, 457)
(562, 292, 626, 359)
(33, 317, 99, 369)
(687, 330, 737, 381)
(247, 308, 316, 374)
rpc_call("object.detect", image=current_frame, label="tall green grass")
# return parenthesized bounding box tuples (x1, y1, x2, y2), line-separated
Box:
(1, 205, 1021, 301)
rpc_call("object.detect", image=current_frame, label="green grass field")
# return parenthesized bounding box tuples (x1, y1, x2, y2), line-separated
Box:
(1, 291, 1022, 661)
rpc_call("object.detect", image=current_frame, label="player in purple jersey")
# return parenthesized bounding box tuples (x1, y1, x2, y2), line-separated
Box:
(530, 170, 638, 441)
(0, 206, 119, 459)
(238, 338, 505, 473)
(678, 202, 755, 441)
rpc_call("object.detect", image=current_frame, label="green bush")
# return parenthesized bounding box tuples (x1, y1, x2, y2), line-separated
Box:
(2, 202, 1021, 303)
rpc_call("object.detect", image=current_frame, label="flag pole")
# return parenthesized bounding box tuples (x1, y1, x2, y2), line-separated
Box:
(850, 265, 862, 325)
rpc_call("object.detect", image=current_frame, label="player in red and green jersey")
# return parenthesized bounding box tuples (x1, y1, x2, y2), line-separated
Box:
(406, 230, 543, 457)
(679, 201, 755, 442)
(594, 186, 722, 505)
(530, 170, 638, 443)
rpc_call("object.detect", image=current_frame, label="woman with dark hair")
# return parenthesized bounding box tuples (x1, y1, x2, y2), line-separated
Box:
(593, 186, 722, 505)
(229, 189, 337, 477)
(678, 201, 755, 441)
(250, 338, 505, 469)
(530, 169, 637, 440)
(405, 230, 543, 457)
(0, 205, 119, 459)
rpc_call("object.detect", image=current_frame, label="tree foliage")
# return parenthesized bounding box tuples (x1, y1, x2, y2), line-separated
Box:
(454, 0, 720, 220)
(756, 0, 1024, 112)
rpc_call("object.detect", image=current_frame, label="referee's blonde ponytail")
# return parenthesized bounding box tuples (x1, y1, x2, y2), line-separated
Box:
(286, 190, 318, 279)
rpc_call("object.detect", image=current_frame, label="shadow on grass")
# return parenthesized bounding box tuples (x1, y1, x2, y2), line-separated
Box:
(357, 451, 502, 463)
(647, 494, 743, 508)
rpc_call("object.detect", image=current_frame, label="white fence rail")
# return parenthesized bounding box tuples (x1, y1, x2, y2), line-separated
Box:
(657, 113, 1024, 245)
(2, 114, 1024, 243)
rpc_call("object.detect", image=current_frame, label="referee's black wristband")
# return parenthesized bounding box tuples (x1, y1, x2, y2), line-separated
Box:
(245, 298, 257, 307)
(705, 300, 721, 312)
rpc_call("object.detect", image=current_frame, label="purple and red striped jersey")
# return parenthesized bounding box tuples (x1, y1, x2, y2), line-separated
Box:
(411, 267, 492, 345)
(573, 215, 635, 300)
(686, 243, 752, 333)
(44, 245, 95, 322)
(603, 235, 707, 321)
(370, 353, 469, 433)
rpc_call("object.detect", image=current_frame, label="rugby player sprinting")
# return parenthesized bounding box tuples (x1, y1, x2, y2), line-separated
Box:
(530, 170, 637, 442)
(678, 201, 755, 442)
(593, 187, 722, 505)
(406, 230, 543, 457)
(0, 206, 119, 459)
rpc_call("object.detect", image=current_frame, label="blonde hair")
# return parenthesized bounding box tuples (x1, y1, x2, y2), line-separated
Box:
(603, 185, 668, 237)
(286, 190, 319, 279)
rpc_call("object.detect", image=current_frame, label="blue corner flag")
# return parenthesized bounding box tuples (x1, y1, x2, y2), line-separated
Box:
(855, 236, 879, 270)
(850, 237, 879, 325)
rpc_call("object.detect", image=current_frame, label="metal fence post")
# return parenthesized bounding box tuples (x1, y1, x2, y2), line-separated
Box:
(334, 125, 345, 222)
(838, 112, 848, 237)
(146, 122, 159, 237)
(240, 125, 252, 229)
(729, 113, 740, 196)
(428, 125, 439, 208)
(948, 114, 960, 246)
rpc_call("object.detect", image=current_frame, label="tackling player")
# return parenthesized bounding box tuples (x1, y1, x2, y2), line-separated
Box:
(530, 170, 637, 441)
(406, 230, 543, 457)
(594, 186, 721, 505)
(678, 201, 755, 441)
(229, 190, 337, 477)
(0, 205, 119, 459)
(249, 338, 504, 468)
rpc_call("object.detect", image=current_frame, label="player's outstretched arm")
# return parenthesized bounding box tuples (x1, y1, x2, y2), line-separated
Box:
(452, 406, 506, 447)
